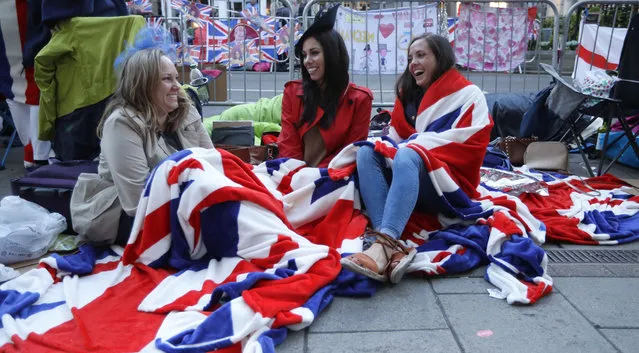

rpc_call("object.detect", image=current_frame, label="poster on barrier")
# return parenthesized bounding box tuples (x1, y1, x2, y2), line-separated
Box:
(202, 19, 277, 69)
(334, 4, 438, 74)
(572, 23, 626, 82)
(455, 3, 528, 72)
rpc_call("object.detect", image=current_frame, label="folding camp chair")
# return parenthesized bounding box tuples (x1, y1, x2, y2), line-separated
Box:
(0, 102, 19, 170)
(0, 129, 18, 170)
(539, 16, 639, 176)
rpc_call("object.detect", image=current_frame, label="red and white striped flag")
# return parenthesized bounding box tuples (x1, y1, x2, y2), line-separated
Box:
(573, 23, 627, 81)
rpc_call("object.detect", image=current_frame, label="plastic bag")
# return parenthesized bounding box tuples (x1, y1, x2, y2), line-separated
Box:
(0, 196, 67, 264)
(480, 168, 547, 196)
(0, 263, 20, 282)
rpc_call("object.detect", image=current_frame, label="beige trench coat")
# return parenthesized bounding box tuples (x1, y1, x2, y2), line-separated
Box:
(70, 106, 213, 244)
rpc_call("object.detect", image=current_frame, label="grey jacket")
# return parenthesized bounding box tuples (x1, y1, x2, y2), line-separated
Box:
(70, 106, 213, 244)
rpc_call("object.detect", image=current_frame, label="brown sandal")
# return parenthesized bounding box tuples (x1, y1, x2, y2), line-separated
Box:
(387, 246, 417, 284)
(341, 252, 389, 282)
(340, 230, 416, 284)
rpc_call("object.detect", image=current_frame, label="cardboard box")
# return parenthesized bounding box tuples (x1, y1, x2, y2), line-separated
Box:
(177, 63, 228, 102)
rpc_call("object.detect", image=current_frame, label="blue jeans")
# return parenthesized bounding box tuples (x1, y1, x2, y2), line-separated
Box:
(356, 145, 438, 240)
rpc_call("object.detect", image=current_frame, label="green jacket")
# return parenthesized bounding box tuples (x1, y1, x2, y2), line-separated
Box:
(35, 15, 146, 140)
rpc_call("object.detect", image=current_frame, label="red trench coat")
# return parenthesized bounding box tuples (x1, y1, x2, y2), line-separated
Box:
(277, 80, 373, 167)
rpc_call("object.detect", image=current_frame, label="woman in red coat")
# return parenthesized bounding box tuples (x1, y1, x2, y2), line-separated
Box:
(277, 5, 373, 168)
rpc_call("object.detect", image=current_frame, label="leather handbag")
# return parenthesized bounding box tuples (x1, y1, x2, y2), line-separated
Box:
(498, 136, 538, 166)
(524, 141, 569, 171)
(216, 144, 279, 165)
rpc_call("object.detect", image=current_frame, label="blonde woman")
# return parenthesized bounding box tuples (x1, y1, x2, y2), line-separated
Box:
(71, 47, 213, 245)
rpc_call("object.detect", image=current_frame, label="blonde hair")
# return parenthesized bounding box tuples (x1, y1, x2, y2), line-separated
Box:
(97, 48, 190, 138)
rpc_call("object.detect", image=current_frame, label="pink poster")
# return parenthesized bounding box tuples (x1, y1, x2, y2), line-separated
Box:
(455, 3, 528, 72)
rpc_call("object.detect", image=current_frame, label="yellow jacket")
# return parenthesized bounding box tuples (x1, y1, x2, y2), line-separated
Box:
(35, 15, 146, 140)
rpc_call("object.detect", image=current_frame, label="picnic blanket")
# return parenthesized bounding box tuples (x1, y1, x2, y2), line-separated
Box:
(1, 146, 639, 352)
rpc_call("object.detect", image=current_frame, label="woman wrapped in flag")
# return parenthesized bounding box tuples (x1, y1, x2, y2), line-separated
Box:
(341, 33, 493, 284)
(277, 4, 373, 168)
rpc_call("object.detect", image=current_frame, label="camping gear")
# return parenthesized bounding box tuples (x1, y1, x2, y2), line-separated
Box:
(538, 15, 639, 176)
(210, 121, 255, 146)
(10, 159, 99, 234)
(216, 143, 279, 165)
(497, 136, 538, 166)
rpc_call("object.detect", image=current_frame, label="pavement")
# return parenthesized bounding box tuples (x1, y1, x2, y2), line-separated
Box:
(1, 107, 638, 352)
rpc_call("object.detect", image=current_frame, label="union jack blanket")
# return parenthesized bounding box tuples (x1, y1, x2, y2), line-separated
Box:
(0, 148, 369, 353)
(2, 70, 639, 351)
(517, 171, 639, 244)
(329, 69, 553, 304)
(2, 147, 639, 352)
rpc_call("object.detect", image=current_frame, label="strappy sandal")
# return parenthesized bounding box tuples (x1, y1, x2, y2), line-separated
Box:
(387, 246, 417, 284)
(340, 230, 416, 284)
(341, 251, 389, 282)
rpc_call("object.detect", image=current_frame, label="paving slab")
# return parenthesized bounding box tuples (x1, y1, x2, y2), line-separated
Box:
(599, 329, 639, 353)
(277, 329, 305, 353)
(547, 263, 616, 277)
(310, 278, 446, 332)
(604, 264, 639, 277)
(553, 277, 639, 328)
(439, 293, 617, 353)
(307, 330, 460, 353)
(430, 277, 493, 294)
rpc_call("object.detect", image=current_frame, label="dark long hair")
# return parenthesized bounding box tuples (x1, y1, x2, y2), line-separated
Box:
(395, 33, 456, 107)
(299, 29, 350, 129)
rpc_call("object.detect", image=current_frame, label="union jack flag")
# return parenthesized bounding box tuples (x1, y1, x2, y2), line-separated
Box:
(229, 39, 262, 68)
(447, 17, 458, 45)
(209, 19, 231, 45)
(184, 45, 204, 64)
(127, 0, 152, 14)
(275, 23, 303, 55)
(207, 45, 228, 63)
(171, 0, 213, 27)
(145, 16, 164, 27)
(241, 8, 276, 36)
(205, 19, 277, 66)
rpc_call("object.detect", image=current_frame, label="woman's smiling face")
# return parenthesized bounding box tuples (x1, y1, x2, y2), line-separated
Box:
(154, 55, 180, 122)
(408, 38, 437, 88)
(302, 37, 325, 85)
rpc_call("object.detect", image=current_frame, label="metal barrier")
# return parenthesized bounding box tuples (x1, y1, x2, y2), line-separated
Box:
(167, 0, 567, 107)
(160, 0, 299, 106)
(296, 0, 561, 106)
(148, 0, 639, 111)
(560, 0, 638, 79)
